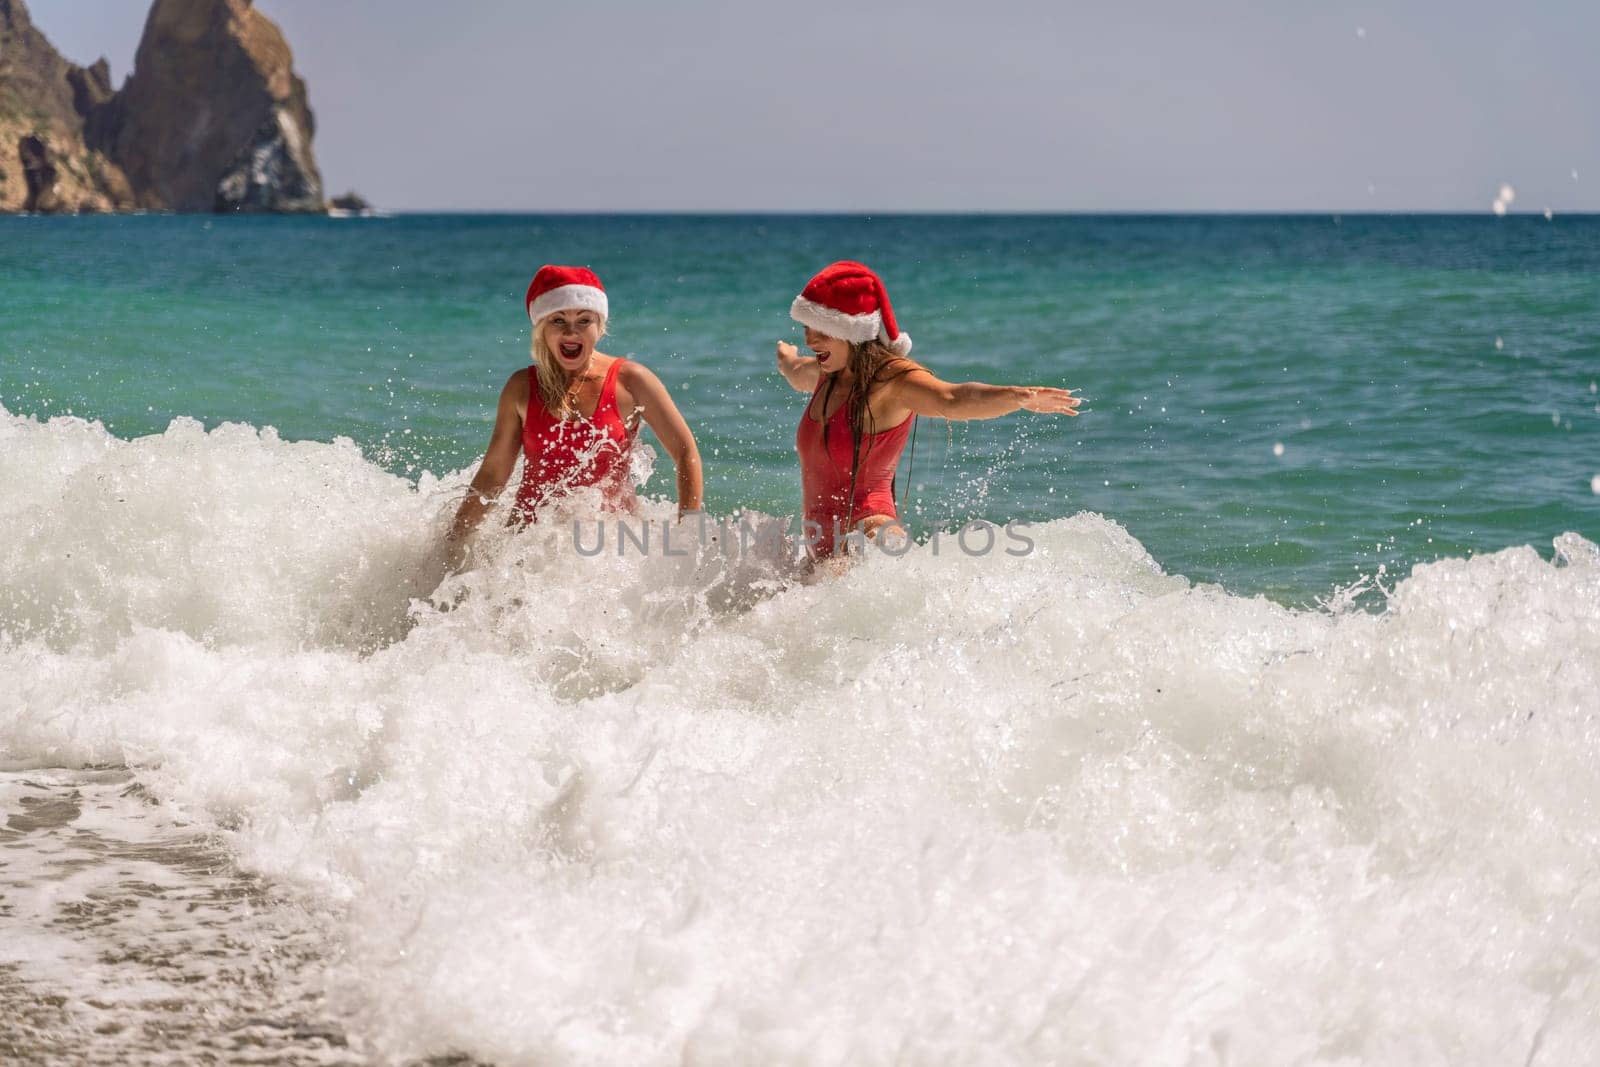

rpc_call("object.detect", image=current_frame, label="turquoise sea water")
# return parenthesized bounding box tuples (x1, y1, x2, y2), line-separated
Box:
(3, 213, 1597, 601)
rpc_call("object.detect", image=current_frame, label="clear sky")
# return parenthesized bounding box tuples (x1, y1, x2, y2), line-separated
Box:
(29, 0, 1600, 213)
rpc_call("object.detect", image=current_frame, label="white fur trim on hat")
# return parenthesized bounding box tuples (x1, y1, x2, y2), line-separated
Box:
(528, 284, 608, 326)
(790, 295, 913, 355)
(790, 295, 880, 343)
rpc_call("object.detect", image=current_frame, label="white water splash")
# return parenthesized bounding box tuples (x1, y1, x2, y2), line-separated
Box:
(2, 407, 1598, 1065)
(1492, 183, 1516, 216)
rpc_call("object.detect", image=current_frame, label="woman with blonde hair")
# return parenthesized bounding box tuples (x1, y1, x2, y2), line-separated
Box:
(449, 265, 701, 550)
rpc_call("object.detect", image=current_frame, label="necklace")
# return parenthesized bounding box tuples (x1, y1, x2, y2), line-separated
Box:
(557, 358, 596, 420)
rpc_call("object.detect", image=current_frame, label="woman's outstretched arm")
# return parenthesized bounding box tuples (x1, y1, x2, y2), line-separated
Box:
(884, 366, 1081, 421)
(448, 370, 526, 545)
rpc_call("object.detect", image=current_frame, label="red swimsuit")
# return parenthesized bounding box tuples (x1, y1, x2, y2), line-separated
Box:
(795, 381, 913, 557)
(515, 357, 635, 519)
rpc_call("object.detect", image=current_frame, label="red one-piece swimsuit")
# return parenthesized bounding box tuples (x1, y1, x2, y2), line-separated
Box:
(514, 357, 636, 520)
(795, 381, 912, 557)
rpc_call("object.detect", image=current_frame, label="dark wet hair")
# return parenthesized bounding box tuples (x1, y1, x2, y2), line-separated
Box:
(817, 339, 921, 525)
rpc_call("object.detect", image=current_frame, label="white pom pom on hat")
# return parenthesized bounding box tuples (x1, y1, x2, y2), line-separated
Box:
(525, 264, 608, 325)
(789, 260, 912, 355)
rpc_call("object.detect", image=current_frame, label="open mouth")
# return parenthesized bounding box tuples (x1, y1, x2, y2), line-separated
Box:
(559, 342, 584, 359)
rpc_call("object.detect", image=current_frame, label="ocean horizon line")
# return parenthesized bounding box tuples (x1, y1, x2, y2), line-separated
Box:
(6, 209, 1598, 220)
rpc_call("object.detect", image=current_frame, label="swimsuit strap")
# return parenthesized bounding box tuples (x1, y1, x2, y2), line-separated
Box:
(596, 357, 625, 418)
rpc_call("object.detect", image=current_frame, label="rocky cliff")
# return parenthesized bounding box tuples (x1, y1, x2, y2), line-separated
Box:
(0, 0, 133, 212)
(0, 0, 323, 214)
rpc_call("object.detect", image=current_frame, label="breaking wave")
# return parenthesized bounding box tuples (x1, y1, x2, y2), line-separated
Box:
(3, 406, 1598, 1064)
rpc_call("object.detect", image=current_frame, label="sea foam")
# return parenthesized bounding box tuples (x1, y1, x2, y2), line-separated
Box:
(2, 406, 1598, 1065)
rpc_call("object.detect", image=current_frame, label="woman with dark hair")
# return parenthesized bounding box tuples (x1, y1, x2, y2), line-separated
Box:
(777, 261, 1079, 559)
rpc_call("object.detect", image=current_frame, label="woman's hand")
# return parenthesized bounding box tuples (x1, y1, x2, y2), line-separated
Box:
(776, 341, 821, 393)
(1017, 386, 1082, 415)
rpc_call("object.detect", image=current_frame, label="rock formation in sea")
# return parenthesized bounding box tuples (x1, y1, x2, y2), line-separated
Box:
(0, 0, 134, 212)
(0, 0, 325, 214)
(326, 190, 372, 215)
(97, 0, 323, 213)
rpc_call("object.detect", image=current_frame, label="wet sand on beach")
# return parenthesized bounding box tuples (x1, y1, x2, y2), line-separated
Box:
(0, 767, 361, 1065)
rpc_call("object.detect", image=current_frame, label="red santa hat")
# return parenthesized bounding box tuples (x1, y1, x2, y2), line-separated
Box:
(525, 265, 608, 325)
(789, 260, 912, 356)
